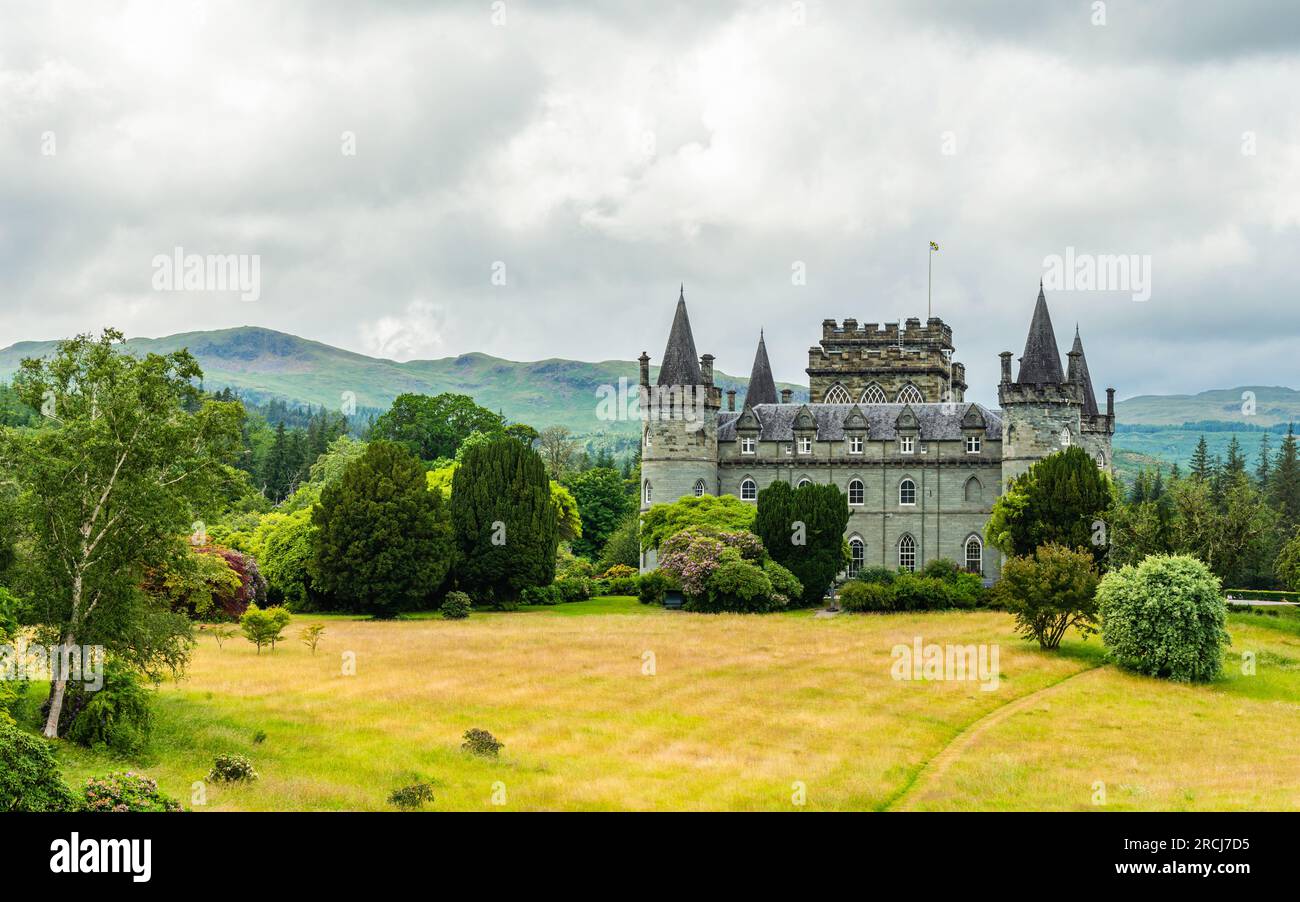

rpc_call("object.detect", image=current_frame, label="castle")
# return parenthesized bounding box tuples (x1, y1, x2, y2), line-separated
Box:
(637, 284, 1115, 583)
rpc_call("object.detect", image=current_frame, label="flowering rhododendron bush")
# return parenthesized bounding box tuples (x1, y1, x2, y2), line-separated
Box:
(657, 530, 764, 599)
(83, 772, 182, 812)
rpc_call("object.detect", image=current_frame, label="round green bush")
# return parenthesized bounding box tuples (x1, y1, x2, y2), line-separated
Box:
(64, 662, 153, 755)
(762, 560, 803, 605)
(1097, 554, 1229, 682)
(0, 721, 78, 811)
(853, 566, 897, 585)
(441, 591, 471, 620)
(920, 558, 962, 583)
(83, 772, 182, 812)
(692, 559, 778, 613)
(890, 574, 953, 611)
(637, 570, 674, 606)
(839, 581, 894, 612)
(208, 753, 258, 783)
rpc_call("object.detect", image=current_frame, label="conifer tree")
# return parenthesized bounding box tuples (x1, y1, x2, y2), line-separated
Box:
(1224, 437, 1246, 477)
(451, 435, 558, 604)
(754, 481, 849, 606)
(1270, 424, 1300, 527)
(1189, 436, 1213, 483)
(1256, 432, 1273, 489)
(264, 421, 291, 501)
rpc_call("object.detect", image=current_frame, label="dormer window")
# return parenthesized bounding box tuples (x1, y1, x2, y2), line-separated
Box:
(848, 436, 863, 454)
(741, 436, 756, 455)
(797, 437, 812, 455)
(966, 435, 981, 454)
(899, 436, 915, 454)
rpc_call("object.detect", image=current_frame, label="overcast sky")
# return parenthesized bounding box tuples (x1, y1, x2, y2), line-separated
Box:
(2, 0, 1298, 406)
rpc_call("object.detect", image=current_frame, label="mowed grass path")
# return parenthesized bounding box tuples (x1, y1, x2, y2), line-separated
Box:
(39, 599, 1300, 811)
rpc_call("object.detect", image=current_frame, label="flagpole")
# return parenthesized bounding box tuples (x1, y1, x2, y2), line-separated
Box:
(928, 250, 932, 320)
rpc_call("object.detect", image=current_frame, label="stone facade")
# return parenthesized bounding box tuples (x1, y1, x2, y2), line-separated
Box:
(638, 285, 1114, 585)
(807, 316, 967, 404)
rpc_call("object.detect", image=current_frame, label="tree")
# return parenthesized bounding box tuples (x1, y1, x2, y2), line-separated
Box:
(263, 421, 292, 502)
(639, 494, 756, 551)
(1224, 436, 1247, 478)
(598, 511, 641, 571)
(370, 393, 504, 461)
(1256, 432, 1273, 490)
(993, 544, 1100, 649)
(254, 508, 318, 609)
(311, 441, 455, 616)
(451, 435, 558, 604)
(1189, 436, 1213, 483)
(567, 467, 630, 559)
(240, 603, 291, 653)
(1, 329, 241, 738)
(985, 447, 1116, 565)
(1270, 425, 1300, 527)
(538, 425, 578, 478)
(754, 480, 849, 606)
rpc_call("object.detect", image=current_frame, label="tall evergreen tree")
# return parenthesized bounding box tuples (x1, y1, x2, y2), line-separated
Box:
(451, 436, 558, 604)
(310, 440, 454, 616)
(1270, 424, 1300, 527)
(1224, 437, 1247, 477)
(263, 421, 291, 501)
(1189, 436, 1213, 483)
(1256, 432, 1273, 489)
(754, 481, 849, 606)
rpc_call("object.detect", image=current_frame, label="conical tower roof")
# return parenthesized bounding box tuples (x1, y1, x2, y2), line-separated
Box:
(1016, 283, 1065, 384)
(656, 286, 702, 386)
(1071, 326, 1100, 416)
(744, 330, 778, 408)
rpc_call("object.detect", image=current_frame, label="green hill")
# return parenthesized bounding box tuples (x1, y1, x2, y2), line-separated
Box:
(0, 326, 805, 439)
(1115, 386, 1300, 427)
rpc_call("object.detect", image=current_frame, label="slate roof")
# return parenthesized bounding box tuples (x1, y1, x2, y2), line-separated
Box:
(744, 331, 778, 407)
(657, 287, 702, 386)
(718, 402, 1002, 442)
(1071, 327, 1100, 416)
(1016, 284, 1065, 384)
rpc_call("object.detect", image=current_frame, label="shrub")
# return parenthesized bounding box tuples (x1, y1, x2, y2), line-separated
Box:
(920, 558, 962, 583)
(520, 585, 561, 606)
(441, 591, 472, 620)
(762, 560, 803, 607)
(0, 721, 78, 811)
(854, 566, 897, 586)
(604, 574, 639, 595)
(637, 569, 674, 606)
(208, 754, 258, 783)
(949, 572, 986, 609)
(839, 581, 894, 613)
(462, 728, 503, 758)
(554, 577, 593, 602)
(891, 574, 953, 611)
(689, 559, 779, 613)
(83, 772, 182, 812)
(657, 529, 763, 600)
(601, 564, 636, 580)
(64, 662, 154, 756)
(388, 781, 436, 810)
(994, 544, 1100, 649)
(1097, 554, 1229, 682)
(300, 623, 326, 652)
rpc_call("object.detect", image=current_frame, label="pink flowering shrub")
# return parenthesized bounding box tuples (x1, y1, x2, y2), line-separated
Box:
(657, 529, 767, 602)
(83, 772, 182, 812)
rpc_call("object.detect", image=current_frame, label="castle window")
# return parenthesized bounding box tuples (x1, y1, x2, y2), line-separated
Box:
(823, 384, 852, 404)
(797, 478, 812, 488)
(860, 384, 887, 404)
(1097, 453, 1106, 469)
(741, 436, 756, 454)
(848, 479, 864, 505)
(896, 384, 924, 405)
(741, 478, 757, 501)
(964, 476, 982, 503)
(966, 435, 981, 454)
(1060, 428, 1072, 447)
(693, 479, 707, 498)
(964, 535, 983, 575)
(797, 437, 812, 455)
(898, 534, 917, 572)
(644, 428, 651, 449)
(643, 480, 652, 505)
(848, 436, 863, 454)
(899, 478, 916, 506)
(848, 537, 865, 576)
(899, 436, 915, 454)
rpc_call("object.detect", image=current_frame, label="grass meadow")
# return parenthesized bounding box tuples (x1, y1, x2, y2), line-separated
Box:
(20, 597, 1300, 811)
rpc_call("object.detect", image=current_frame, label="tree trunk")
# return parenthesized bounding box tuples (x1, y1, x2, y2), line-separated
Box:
(43, 635, 75, 738)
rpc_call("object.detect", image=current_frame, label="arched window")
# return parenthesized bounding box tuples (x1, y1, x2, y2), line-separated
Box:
(1096, 453, 1106, 469)
(898, 534, 917, 572)
(740, 478, 757, 501)
(642, 480, 652, 505)
(848, 537, 865, 576)
(896, 384, 924, 404)
(823, 383, 852, 404)
(963, 476, 982, 502)
(1060, 427, 1072, 447)
(797, 477, 812, 488)
(860, 383, 887, 404)
(899, 478, 916, 506)
(848, 478, 864, 505)
(693, 478, 707, 497)
(964, 535, 983, 574)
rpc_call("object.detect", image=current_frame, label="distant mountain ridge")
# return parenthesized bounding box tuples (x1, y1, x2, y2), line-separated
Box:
(2, 326, 1295, 438)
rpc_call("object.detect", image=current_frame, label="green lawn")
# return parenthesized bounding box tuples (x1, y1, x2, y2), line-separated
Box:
(16, 599, 1300, 811)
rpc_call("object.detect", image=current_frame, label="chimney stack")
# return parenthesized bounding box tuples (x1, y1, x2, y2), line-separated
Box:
(780, 388, 793, 404)
(726, 390, 736, 411)
(638, 352, 650, 389)
(1106, 387, 1115, 419)
(700, 354, 714, 387)
(999, 352, 1013, 384)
